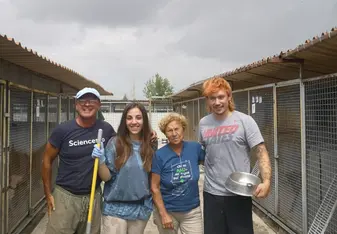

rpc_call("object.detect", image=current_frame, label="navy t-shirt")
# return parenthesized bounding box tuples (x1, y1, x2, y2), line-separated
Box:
(151, 141, 205, 212)
(49, 119, 115, 195)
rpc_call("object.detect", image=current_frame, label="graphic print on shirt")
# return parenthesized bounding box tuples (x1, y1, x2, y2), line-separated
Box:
(202, 123, 239, 145)
(68, 137, 106, 147)
(170, 160, 193, 196)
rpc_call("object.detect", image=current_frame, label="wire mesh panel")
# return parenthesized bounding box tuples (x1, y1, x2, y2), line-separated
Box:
(186, 101, 194, 140)
(150, 99, 173, 142)
(102, 113, 123, 133)
(276, 85, 302, 232)
(173, 104, 181, 114)
(233, 91, 248, 114)
(31, 93, 47, 208)
(191, 100, 199, 141)
(305, 77, 337, 234)
(151, 112, 171, 141)
(249, 87, 275, 214)
(60, 97, 68, 123)
(199, 98, 208, 119)
(8, 87, 31, 232)
(180, 104, 188, 139)
(69, 98, 75, 120)
(48, 96, 59, 191)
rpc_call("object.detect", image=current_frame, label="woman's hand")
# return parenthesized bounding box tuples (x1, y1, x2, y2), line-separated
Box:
(161, 212, 174, 230)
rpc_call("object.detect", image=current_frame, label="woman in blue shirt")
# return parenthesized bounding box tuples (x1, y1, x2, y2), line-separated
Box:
(151, 113, 205, 234)
(92, 102, 156, 234)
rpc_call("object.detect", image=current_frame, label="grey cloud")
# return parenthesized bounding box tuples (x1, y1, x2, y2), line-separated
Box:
(3, 0, 337, 99)
(11, 0, 170, 28)
(168, 0, 337, 63)
(0, 1, 86, 47)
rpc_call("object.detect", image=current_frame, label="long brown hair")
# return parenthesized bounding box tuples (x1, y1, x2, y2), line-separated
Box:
(114, 102, 154, 172)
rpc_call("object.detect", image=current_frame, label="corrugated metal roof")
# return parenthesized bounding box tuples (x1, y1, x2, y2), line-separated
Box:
(0, 34, 112, 95)
(172, 26, 337, 100)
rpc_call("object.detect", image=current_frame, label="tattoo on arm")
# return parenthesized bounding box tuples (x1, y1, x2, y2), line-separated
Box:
(253, 143, 271, 183)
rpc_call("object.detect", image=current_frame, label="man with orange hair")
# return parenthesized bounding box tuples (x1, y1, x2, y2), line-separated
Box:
(199, 77, 272, 234)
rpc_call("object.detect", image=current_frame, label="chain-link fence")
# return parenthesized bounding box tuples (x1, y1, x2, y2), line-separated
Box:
(305, 77, 337, 234)
(277, 85, 302, 233)
(0, 85, 76, 234)
(173, 74, 337, 234)
(8, 88, 31, 233)
(250, 87, 276, 215)
(149, 98, 173, 142)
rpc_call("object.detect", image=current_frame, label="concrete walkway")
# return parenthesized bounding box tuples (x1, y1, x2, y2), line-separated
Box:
(30, 173, 274, 234)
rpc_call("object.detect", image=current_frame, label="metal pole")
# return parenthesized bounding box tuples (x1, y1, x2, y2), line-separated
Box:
(57, 96, 61, 168)
(247, 90, 251, 115)
(58, 96, 62, 124)
(0, 84, 4, 234)
(149, 98, 152, 122)
(192, 100, 195, 140)
(29, 91, 33, 213)
(299, 63, 308, 234)
(5, 82, 10, 233)
(67, 97, 70, 120)
(197, 99, 200, 122)
(46, 95, 49, 141)
(273, 85, 279, 215)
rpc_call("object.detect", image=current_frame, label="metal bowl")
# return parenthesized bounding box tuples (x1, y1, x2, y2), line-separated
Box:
(224, 171, 261, 197)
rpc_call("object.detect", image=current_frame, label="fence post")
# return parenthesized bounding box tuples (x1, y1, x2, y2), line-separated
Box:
(149, 98, 152, 122)
(4, 83, 10, 234)
(58, 95, 61, 124)
(300, 64, 308, 234)
(197, 99, 200, 124)
(247, 90, 251, 115)
(46, 95, 49, 141)
(0, 83, 5, 234)
(67, 97, 70, 120)
(29, 91, 33, 214)
(273, 85, 279, 215)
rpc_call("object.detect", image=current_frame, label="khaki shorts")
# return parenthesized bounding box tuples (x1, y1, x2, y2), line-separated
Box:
(153, 206, 203, 234)
(45, 185, 102, 234)
(101, 215, 149, 234)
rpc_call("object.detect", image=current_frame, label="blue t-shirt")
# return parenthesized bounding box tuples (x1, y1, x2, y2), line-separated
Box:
(151, 141, 205, 212)
(102, 137, 153, 220)
(49, 119, 115, 195)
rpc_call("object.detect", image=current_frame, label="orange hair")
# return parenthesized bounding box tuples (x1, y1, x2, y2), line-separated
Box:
(202, 77, 235, 112)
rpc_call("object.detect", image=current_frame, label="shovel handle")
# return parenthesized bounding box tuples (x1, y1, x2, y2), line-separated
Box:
(86, 129, 103, 234)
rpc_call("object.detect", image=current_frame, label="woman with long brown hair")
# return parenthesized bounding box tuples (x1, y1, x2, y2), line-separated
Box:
(91, 102, 156, 234)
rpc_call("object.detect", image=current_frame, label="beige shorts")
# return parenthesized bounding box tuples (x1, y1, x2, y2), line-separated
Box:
(101, 215, 149, 234)
(45, 185, 102, 234)
(153, 206, 203, 234)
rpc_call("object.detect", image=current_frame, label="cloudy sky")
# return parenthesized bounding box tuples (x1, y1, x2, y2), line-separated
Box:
(1, 0, 336, 99)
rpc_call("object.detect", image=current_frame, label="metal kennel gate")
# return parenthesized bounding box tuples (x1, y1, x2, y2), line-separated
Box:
(0, 83, 76, 234)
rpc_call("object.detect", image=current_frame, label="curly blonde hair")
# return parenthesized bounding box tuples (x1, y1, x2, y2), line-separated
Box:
(159, 113, 188, 134)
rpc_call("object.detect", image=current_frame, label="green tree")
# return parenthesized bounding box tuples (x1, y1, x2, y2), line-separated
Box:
(143, 73, 174, 99)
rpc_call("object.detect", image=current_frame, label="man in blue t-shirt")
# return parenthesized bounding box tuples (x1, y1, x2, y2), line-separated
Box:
(42, 88, 115, 234)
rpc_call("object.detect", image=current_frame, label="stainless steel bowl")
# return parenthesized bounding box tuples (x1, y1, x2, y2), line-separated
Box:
(224, 171, 261, 197)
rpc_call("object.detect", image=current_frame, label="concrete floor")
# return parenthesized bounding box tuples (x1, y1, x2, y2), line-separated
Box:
(30, 173, 275, 234)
